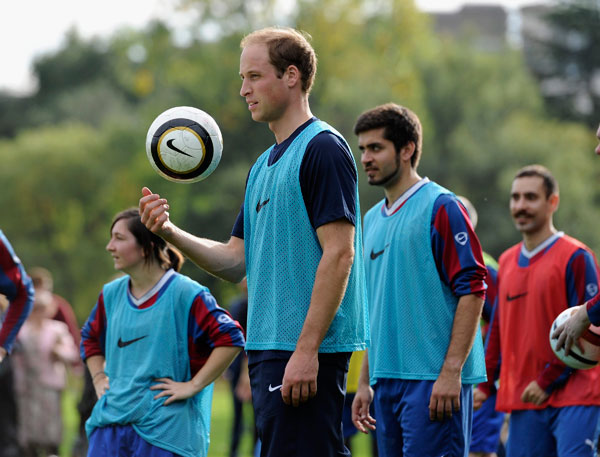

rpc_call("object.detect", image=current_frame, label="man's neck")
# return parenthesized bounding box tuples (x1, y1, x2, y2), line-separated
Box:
(269, 98, 312, 144)
(384, 170, 422, 208)
(522, 225, 558, 251)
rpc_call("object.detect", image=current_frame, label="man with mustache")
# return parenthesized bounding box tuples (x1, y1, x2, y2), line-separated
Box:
(475, 165, 600, 456)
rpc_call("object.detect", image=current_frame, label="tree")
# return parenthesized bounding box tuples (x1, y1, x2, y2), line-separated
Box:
(523, 0, 600, 127)
(1, 0, 599, 321)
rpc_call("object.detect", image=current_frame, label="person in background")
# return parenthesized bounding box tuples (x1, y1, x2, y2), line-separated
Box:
(12, 288, 79, 457)
(476, 165, 600, 456)
(0, 229, 34, 457)
(29, 266, 81, 349)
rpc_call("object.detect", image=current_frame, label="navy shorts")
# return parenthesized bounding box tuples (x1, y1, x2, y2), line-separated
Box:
(342, 392, 359, 439)
(506, 406, 600, 457)
(373, 378, 473, 457)
(88, 424, 181, 457)
(248, 351, 351, 457)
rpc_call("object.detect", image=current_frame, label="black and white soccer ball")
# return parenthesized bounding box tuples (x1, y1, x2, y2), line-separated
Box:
(146, 106, 223, 183)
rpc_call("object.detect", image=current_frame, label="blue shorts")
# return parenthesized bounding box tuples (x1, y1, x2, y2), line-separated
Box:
(506, 406, 600, 457)
(248, 351, 351, 457)
(469, 393, 505, 453)
(373, 378, 473, 457)
(88, 424, 180, 457)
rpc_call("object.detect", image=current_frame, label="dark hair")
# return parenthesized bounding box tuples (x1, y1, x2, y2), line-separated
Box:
(354, 103, 423, 168)
(514, 164, 558, 198)
(241, 27, 317, 93)
(110, 208, 184, 272)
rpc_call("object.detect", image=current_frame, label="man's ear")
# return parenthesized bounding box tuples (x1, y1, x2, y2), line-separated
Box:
(400, 142, 416, 164)
(285, 65, 301, 88)
(549, 193, 559, 212)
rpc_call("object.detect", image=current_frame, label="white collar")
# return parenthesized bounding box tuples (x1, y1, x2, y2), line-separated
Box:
(520, 231, 564, 258)
(128, 269, 175, 307)
(383, 177, 430, 216)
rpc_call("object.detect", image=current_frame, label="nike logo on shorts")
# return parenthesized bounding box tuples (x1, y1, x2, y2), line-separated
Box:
(268, 384, 282, 392)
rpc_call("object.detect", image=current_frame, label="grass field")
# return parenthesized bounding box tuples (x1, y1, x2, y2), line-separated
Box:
(60, 377, 377, 457)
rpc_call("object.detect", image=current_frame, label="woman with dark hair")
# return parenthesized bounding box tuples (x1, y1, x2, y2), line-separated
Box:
(80, 208, 245, 457)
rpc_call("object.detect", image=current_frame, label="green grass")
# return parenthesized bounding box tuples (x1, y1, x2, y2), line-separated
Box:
(60, 373, 83, 457)
(60, 377, 376, 457)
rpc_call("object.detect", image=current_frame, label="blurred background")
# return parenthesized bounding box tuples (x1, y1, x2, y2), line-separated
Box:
(1, 0, 599, 455)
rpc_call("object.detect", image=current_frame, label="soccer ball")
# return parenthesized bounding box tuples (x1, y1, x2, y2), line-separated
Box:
(549, 306, 600, 370)
(146, 106, 223, 183)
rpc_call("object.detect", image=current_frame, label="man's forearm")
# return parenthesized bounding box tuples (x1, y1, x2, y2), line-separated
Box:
(441, 293, 484, 374)
(165, 227, 246, 283)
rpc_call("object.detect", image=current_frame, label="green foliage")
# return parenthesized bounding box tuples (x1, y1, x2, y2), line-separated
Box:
(0, 0, 599, 322)
(530, 0, 600, 127)
(0, 124, 115, 320)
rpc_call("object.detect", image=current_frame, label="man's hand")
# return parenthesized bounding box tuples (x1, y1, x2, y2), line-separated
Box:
(235, 365, 252, 403)
(139, 187, 174, 237)
(472, 387, 488, 411)
(352, 384, 376, 433)
(0, 346, 6, 364)
(552, 305, 590, 356)
(281, 350, 318, 407)
(429, 367, 461, 421)
(520, 380, 549, 405)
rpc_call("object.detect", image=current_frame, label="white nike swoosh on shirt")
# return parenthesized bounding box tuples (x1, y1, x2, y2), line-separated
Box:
(268, 384, 283, 392)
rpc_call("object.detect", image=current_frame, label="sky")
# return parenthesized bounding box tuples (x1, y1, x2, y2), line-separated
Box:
(1, 0, 545, 94)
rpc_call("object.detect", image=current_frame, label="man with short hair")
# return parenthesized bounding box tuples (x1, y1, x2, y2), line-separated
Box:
(140, 27, 368, 456)
(351, 103, 487, 456)
(476, 165, 600, 456)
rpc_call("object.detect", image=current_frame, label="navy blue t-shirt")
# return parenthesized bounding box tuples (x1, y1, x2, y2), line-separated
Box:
(231, 117, 357, 238)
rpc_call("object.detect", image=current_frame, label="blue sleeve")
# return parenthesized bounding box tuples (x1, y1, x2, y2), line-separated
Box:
(586, 291, 600, 325)
(187, 290, 245, 375)
(188, 290, 245, 349)
(231, 204, 244, 239)
(299, 131, 357, 229)
(430, 194, 487, 297)
(565, 248, 599, 308)
(0, 231, 34, 353)
(80, 292, 107, 361)
(231, 169, 251, 239)
(482, 264, 498, 323)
